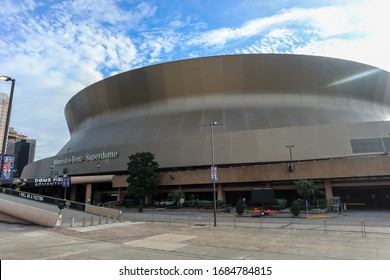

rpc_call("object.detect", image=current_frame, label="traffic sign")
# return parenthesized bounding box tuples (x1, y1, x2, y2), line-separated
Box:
(62, 177, 71, 188)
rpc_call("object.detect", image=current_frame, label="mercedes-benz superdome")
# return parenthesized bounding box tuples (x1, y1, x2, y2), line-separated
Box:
(22, 53, 390, 178)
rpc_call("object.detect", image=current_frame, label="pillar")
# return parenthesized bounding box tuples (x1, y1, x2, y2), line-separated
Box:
(85, 183, 92, 205)
(324, 179, 333, 209)
(217, 184, 225, 201)
(70, 185, 77, 201)
(117, 187, 122, 201)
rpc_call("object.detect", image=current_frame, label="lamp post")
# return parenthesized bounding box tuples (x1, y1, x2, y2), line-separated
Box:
(211, 122, 217, 226)
(202, 121, 223, 226)
(0, 75, 15, 155)
(63, 148, 71, 199)
(286, 145, 295, 172)
(210, 121, 219, 227)
(50, 164, 54, 178)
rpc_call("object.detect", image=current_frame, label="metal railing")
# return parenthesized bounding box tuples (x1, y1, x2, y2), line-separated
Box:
(324, 219, 366, 236)
(121, 212, 390, 237)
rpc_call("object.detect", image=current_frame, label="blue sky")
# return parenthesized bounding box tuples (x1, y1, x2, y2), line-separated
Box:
(0, 0, 389, 160)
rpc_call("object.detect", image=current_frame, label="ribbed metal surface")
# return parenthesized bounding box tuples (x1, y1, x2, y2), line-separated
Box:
(22, 54, 390, 177)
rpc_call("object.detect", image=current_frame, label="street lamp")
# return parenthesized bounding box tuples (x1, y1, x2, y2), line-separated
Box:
(202, 121, 223, 226)
(210, 121, 218, 227)
(63, 148, 72, 199)
(0, 75, 15, 155)
(286, 145, 295, 172)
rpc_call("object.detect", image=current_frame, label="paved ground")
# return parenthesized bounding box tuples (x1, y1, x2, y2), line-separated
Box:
(2, 210, 390, 260)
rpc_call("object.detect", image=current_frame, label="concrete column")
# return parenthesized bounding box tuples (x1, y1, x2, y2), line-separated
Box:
(85, 183, 92, 205)
(217, 184, 225, 201)
(70, 185, 77, 201)
(324, 179, 333, 208)
(117, 188, 122, 201)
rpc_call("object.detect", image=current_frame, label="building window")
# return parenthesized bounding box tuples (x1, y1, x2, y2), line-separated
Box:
(351, 138, 385, 153)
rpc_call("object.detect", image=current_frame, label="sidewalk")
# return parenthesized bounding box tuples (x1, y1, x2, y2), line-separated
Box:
(2, 214, 390, 260)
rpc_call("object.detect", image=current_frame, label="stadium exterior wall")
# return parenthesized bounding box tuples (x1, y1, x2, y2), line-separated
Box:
(21, 54, 390, 181)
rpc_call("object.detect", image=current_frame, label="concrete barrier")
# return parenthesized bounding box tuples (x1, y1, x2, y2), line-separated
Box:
(85, 204, 120, 220)
(0, 212, 30, 224)
(0, 198, 60, 227)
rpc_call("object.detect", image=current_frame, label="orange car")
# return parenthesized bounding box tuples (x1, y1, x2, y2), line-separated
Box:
(252, 208, 276, 216)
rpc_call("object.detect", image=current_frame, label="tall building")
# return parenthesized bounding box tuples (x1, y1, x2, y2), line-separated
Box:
(7, 127, 36, 177)
(0, 92, 9, 152)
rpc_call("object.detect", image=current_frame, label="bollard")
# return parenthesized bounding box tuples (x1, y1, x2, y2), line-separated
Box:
(233, 216, 236, 229)
(119, 212, 123, 223)
(289, 218, 293, 232)
(71, 216, 75, 228)
(188, 216, 191, 226)
(258, 218, 263, 231)
(90, 216, 94, 226)
(169, 215, 171, 225)
(82, 217, 86, 227)
(99, 215, 102, 225)
(323, 219, 327, 235)
(360, 220, 366, 237)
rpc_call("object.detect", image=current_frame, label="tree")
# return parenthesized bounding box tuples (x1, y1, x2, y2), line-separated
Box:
(127, 152, 160, 204)
(168, 189, 184, 207)
(295, 179, 320, 202)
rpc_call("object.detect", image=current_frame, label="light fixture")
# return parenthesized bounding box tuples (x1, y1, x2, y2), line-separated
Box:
(0, 75, 13, 81)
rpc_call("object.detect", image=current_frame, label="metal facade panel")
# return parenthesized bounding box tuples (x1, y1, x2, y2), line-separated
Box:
(21, 54, 390, 177)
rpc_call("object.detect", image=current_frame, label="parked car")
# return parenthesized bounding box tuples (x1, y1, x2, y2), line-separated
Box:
(160, 199, 176, 206)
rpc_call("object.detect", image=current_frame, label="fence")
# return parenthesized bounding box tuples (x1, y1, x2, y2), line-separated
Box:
(121, 212, 390, 236)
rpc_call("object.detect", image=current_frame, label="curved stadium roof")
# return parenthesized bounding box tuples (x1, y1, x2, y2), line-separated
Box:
(56, 54, 390, 170)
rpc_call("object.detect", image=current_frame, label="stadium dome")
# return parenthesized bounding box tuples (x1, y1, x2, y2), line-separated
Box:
(23, 54, 390, 177)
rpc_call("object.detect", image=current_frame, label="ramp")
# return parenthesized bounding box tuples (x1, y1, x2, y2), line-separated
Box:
(0, 187, 120, 228)
(0, 197, 60, 227)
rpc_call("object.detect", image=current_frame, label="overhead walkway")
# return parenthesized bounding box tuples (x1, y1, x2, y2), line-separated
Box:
(0, 187, 120, 227)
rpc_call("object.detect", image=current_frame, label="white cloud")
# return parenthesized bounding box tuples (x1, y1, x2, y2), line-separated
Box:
(186, 7, 320, 47)
(2, 0, 390, 161)
(188, 1, 390, 73)
(0, 0, 147, 159)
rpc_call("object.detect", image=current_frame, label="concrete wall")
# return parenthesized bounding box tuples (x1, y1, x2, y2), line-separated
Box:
(84, 204, 120, 219)
(158, 154, 390, 186)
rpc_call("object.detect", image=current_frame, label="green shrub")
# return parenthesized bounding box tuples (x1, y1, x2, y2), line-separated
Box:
(317, 199, 328, 209)
(217, 200, 226, 208)
(290, 200, 301, 216)
(182, 200, 225, 209)
(270, 199, 288, 210)
(236, 199, 245, 215)
(198, 200, 213, 209)
(276, 199, 288, 208)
